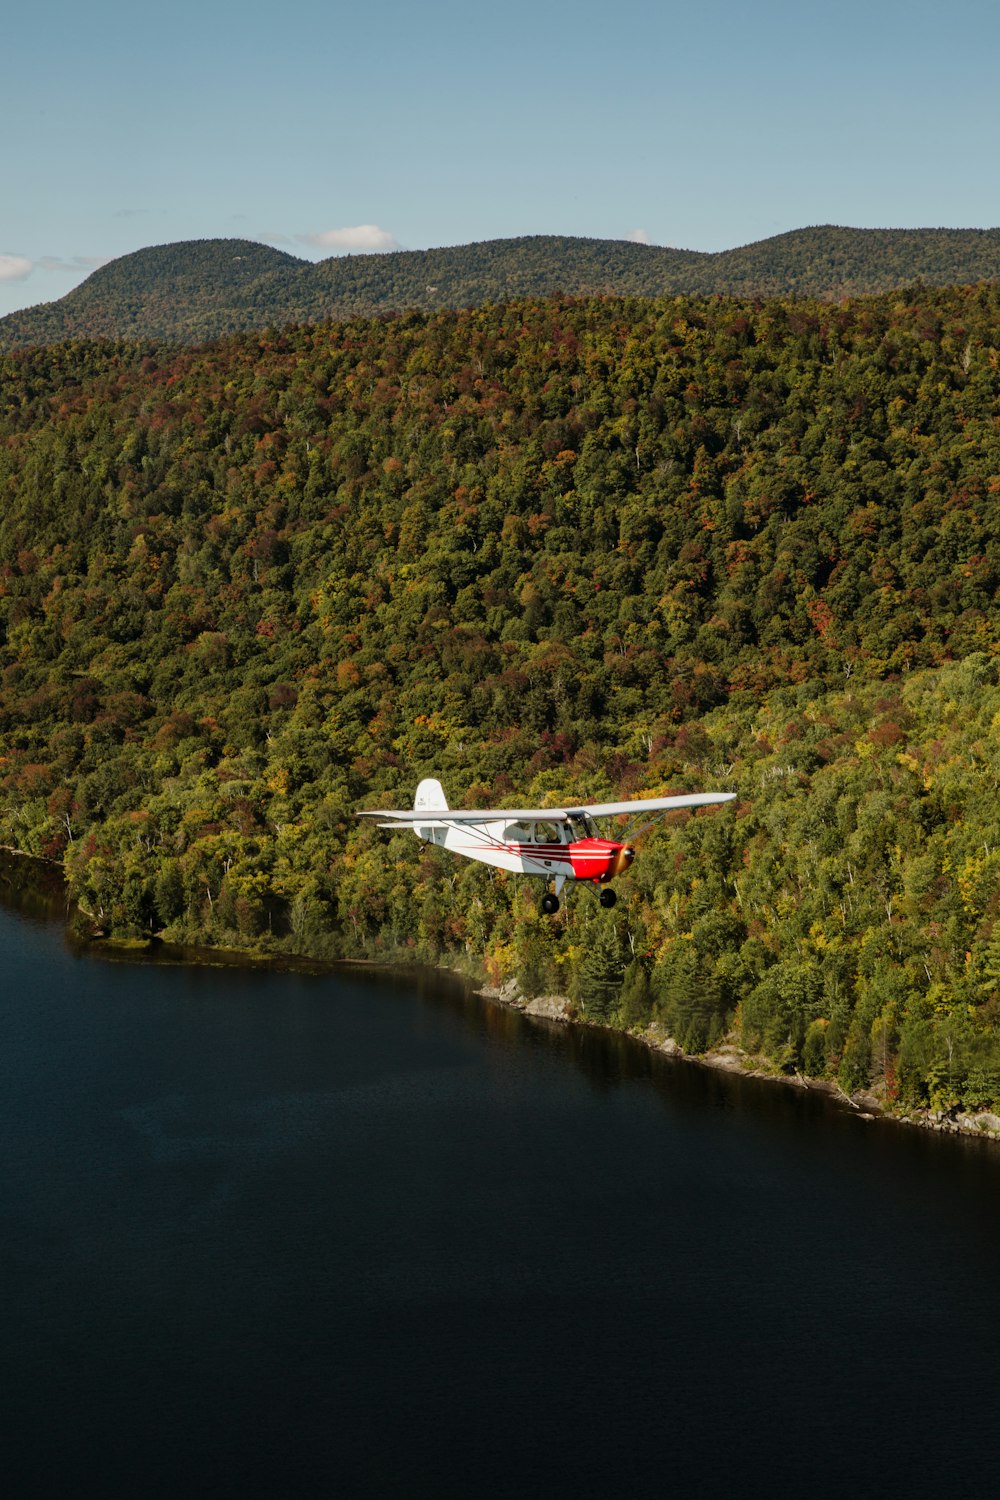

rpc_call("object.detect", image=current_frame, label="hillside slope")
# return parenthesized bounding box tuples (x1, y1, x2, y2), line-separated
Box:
(4, 225, 1000, 349)
(3, 289, 1000, 1111)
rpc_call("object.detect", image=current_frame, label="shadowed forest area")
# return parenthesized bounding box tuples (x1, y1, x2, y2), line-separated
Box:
(3, 288, 1000, 1111)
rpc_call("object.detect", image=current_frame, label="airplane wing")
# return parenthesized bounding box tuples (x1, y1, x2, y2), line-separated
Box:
(356, 807, 574, 823)
(356, 793, 736, 823)
(569, 792, 737, 817)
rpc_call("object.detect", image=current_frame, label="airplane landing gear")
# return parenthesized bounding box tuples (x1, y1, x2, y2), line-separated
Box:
(541, 892, 560, 915)
(598, 887, 617, 909)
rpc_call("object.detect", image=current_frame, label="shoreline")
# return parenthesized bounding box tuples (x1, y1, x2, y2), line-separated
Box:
(476, 979, 1000, 1146)
(2, 846, 997, 1145)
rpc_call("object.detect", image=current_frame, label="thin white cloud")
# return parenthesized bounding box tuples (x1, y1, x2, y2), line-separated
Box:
(32, 254, 109, 275)
(626, 228, 651, 244)
(300, 224, 399, 253)
(0, 254, 34, 281)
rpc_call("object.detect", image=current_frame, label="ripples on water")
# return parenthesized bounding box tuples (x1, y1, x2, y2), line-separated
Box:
(2, 863, 1000, 1499)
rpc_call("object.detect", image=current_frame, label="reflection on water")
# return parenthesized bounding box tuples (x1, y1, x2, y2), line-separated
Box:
(2, 862, 1000, 1500)
(0, 849, 70, 925)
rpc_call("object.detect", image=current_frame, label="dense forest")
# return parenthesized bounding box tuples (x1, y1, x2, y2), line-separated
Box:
(6, 225, 1000, 350)
(3, 287, 1000, 1115)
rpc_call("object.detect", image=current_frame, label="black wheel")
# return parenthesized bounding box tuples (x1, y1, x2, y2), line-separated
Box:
(541, 892, 560, 915)
(599, 887, 617, 908)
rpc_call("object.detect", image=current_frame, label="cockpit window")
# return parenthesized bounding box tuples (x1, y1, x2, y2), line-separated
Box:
(568, 814, 595, 841)
(534, 821, 560, 845)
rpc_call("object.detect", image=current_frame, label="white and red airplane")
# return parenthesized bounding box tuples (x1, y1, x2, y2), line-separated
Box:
(357, 778, 737, 913)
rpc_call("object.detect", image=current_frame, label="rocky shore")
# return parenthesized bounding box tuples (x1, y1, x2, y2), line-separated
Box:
(477, 978, 1000, 1145)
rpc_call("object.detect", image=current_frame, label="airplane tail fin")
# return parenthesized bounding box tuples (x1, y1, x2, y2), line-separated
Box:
(414, 778, 449, 813)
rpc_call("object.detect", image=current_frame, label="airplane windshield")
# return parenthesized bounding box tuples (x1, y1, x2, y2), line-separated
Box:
(568, 814, 596, 841)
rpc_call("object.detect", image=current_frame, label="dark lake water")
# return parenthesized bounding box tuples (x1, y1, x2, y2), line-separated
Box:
(3, 870, 1000, 1499)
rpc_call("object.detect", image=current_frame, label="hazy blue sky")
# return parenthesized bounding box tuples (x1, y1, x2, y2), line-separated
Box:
(3, 0, 1000, 316)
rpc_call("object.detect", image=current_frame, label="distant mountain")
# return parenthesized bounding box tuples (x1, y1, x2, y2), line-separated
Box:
(4, 226, 1000, 348)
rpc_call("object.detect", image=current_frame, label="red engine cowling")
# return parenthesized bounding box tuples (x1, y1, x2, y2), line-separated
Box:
(568, 838, 635, 883)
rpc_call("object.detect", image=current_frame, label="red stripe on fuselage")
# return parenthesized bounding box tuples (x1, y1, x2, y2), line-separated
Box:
(452, 837, 624, 883)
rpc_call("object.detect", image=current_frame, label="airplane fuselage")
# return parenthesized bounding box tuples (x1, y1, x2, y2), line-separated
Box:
(417, 820, 632, 884)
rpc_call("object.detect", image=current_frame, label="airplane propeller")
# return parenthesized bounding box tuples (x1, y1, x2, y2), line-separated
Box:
(608, 845, 635, 879)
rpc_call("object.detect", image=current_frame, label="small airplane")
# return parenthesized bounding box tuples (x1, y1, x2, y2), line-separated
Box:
(357, 778, 737, 913)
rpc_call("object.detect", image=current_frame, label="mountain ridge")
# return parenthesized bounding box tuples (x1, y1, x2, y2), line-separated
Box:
(5, 225, 1000, 349)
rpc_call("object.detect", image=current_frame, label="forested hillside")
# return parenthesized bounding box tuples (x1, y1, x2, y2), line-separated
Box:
(5, 225, 1000, 350)
(3, 288, 1000, 1112)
